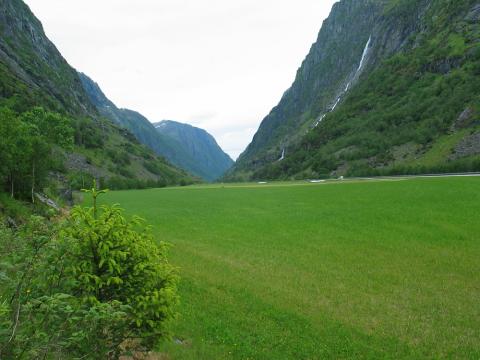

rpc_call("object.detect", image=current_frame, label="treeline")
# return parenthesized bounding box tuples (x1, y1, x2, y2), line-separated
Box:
(102, 177, 190, 190)
(250, 151, 480, 181)
(0, 107, 73, 201)
(346, 157, 480, 178)
(68, 172, 191, 192)
(68, 173, 170, 192)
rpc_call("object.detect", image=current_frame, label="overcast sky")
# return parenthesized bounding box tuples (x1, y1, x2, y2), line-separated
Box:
(24, 0, 337, 159)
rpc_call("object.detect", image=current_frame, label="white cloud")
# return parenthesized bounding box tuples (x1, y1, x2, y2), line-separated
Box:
(24, 0, 337, 160)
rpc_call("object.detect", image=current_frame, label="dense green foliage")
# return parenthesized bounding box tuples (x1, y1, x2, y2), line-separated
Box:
(102, 178, 480, 359)
(0, 107, 73, 200)
(0, 187, 178, 359)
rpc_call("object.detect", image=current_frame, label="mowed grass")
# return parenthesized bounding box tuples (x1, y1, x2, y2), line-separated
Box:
(98, 177, 480, 359)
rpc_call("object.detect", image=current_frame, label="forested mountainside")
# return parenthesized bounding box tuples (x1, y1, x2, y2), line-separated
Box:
(227, 0, 480, 181)
(154, 120, 233, 181)
(0, 0, 195, 197)
(79, 73, 232, 181)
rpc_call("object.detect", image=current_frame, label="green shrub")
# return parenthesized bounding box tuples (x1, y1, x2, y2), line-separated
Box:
(74, 117, 105, 149)
(0, 184, 178, 359)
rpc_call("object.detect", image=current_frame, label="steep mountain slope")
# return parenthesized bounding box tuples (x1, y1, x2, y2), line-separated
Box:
(79, 73, 232, 181)
(0, 0, 94, 115)
(154, 120, 233, 181)
(78, 72, 185, 162)
(228, 0, 480, 180)
(0, 0, 195, 189)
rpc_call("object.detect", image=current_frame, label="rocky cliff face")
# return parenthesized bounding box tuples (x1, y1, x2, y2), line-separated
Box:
(154, 121, 233, 181)
(228, 0, 480, 180)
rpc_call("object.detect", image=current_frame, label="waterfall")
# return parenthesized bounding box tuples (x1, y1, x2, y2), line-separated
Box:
(341, 36, 372, 100)
(356, 36, 372, 75)
(331, 97, 341, 111)
(278, 148, 285, 161)
(311, 36, 372, 132)
(314, 114, 327, 128)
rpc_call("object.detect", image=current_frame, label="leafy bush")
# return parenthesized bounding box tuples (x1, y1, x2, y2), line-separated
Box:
(106, 149, 131, 167)
(0, 184, 178, 359)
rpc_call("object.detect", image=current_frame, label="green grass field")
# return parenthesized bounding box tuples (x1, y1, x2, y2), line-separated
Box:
(98, 177, 480, 359)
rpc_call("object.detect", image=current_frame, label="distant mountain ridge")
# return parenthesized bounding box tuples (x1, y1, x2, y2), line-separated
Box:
(79, 73, 233, 181)
(154, 120, 234, 181)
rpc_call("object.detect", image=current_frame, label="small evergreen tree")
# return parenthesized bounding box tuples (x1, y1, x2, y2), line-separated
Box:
(0, 183, 178, 359)
(60, 182, 179, 357)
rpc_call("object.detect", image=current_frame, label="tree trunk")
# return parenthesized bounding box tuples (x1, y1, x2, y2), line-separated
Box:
(10, 173, 14, 198)
(31, 162, 35, 204)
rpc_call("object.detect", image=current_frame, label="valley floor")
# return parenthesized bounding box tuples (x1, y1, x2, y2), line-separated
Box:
(100, 177, 480, 359)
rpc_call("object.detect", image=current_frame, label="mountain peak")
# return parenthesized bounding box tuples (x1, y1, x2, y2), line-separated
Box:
(153, 120, 234, 181)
